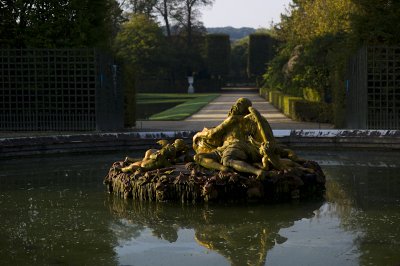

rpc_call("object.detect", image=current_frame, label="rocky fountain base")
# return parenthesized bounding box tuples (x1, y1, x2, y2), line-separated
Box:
(104, 159, 325, 203)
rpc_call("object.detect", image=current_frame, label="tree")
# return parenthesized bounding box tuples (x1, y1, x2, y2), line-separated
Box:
(113, 14, 165, 75)
(122, 0, 157, 16)
(173, 0, 214, 47)
(153, 0, 179, 38)
(0, 0, 121, 48)
(263, 0, 358, 126)
(351, 0, 400, 44)
(276, 0, 355, 44)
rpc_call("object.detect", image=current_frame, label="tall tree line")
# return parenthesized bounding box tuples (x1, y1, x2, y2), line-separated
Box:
(0, 0, 217, 78)
(114, 0, 215, 81)
(121, 0, 213, 46)
(0, 0, 215, 50)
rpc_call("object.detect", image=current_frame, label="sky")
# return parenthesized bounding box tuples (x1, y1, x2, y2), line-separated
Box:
(201, 0, 293, 28)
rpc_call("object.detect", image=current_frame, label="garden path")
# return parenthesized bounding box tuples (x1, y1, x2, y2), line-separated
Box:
(135, 88, 333, 131)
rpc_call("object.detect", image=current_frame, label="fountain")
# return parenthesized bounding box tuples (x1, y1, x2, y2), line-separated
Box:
(104, 98, 326, 202)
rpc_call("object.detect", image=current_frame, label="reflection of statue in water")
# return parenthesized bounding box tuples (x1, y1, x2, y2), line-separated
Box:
(121, 139, 190, 173)
(108, 199, 323, 266)
(193, 98, 308, 179)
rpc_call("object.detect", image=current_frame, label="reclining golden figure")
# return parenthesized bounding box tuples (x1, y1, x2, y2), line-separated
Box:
(193, 98, 307, 179)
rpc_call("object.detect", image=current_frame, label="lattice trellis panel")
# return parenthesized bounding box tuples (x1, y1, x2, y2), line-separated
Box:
(347, 46, 400, 129)
(366, 46, 400, 129)
(0, 49, 123, 131)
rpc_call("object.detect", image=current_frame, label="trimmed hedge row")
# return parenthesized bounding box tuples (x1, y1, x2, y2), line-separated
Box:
(259, 88, 333, 123)
(206, 34, 230, 77)
(291, 101, 333, 123)
(259, 87, 269, 100)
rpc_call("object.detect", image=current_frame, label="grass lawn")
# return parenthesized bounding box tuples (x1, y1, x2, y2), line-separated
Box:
(137, 93, 220, 121)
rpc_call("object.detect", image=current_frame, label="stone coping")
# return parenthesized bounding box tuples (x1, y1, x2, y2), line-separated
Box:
(1, 129, 399, 140)
(1, 130, 399, 158)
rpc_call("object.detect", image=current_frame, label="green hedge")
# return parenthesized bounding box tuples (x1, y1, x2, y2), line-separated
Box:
(269, 91, 302, 116)
(259, 87, 333, 123)
(283, 96, 303, 116)
(248, 34, 277, 78)
(206, 34, 231, 77)
(269, 91, 283, 110)
(291, 101, 333, 123)
(259, 87, 269, 100)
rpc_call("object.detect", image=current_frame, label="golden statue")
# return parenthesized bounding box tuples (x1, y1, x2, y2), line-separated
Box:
(121, 139, 190, 172)
(193, 98, 307, 179)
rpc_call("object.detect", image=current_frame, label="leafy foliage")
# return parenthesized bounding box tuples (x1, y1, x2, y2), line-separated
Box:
(351, 0, 400, 45)
(262, 0, 392, 126)
(171, 0, 214, 47)
(113, 14, 166, 75)
(277, 0, 355, 44)
(0, 0, 121, 48)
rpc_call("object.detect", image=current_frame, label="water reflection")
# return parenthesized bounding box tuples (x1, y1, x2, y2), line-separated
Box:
(322, 163, 400, 266)
(108, 198, 323, 265)
(0, 153, 128, 265)
(0, 181, 119, 265)
(0, 150, 399, 265)
(106, 150, 400, 266)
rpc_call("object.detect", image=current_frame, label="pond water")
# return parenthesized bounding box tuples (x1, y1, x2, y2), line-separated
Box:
(0, 150, 399, 266)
